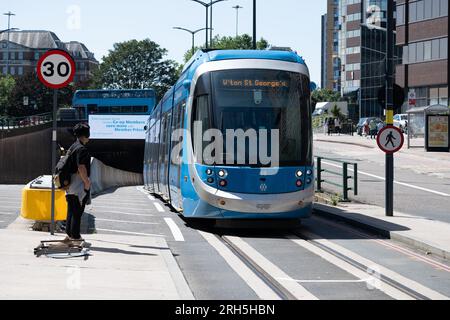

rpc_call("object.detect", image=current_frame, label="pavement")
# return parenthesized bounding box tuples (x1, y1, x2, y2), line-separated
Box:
(0, 193, 194, 300)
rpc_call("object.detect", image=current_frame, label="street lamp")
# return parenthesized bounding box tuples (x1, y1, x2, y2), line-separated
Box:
(189, 0, 227, 48)
(253, 0, 256, 49)
(173, 27, 211, 55)
(3, 11, 16, 76)
(232, 5, 243, 37)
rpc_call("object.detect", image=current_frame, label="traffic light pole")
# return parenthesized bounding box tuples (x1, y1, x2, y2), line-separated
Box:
(385, 0, 395, 217)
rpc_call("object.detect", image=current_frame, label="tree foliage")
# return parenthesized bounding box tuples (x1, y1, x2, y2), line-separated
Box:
(183, 34, 270, 62)
(6, 72, 81, 117)
(0, 75, 16, 116)
(311, 88, 341, 108)
(91, 39, 180, 100)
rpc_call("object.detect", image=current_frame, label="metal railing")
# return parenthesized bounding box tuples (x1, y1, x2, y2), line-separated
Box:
(315, 156, 358, 201)
(0, 112, 52, 130)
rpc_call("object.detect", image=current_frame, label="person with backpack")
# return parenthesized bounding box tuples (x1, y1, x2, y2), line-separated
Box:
(61, 123, 91, 243)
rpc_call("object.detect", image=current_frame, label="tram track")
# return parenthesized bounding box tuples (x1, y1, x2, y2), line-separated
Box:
(207, 226, 449, 300)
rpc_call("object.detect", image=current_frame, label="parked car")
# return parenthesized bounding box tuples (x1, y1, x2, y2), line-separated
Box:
(356, 117, 383, 136)
(393, 114, 408, 133)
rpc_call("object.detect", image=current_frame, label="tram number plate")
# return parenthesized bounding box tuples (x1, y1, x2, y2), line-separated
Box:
(256, 204, 271, 210)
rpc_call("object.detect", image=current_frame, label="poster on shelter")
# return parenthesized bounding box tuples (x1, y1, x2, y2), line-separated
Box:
(428, 116, 449, 148)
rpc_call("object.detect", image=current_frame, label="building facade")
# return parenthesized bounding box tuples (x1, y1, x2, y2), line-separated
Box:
(322, 0, 342, 91)
(395, 0, 448, 109)
(0, 30, 98, 83)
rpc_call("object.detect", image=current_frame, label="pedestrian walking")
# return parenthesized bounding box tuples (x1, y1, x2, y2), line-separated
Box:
(377, 121, 385, 135)
(369, 119, 377, 139)
(363, 119, 370, 137)
(334, 118, 341, 136)
(64, 123, 92, 242)
(328, 118, 334, 136)
(323, 117, 328, 135)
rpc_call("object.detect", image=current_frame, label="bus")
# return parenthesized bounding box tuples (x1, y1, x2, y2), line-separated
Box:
(72, 89, 156, 120)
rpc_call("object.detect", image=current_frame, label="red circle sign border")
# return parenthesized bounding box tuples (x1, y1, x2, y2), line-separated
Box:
(37, 49, 76, 89)
(377, 125, 405, 154)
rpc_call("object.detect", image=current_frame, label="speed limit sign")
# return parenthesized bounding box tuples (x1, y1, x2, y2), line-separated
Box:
(37, 49, 76, 89)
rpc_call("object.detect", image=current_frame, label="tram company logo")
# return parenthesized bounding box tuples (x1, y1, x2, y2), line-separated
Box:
(260, 183, 268, 192)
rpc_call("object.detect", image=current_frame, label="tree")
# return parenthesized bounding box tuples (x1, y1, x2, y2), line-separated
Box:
(7, 72, 77, 117)
(330, 104, 344, 120)
(311, 88, 341, 108)
(0, 75, 15, 116)
(91, 39, 180, 100)
(183, 34, 270, 62)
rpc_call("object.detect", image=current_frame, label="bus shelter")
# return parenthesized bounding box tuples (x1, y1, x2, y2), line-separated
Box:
(406, 104, 450, 151)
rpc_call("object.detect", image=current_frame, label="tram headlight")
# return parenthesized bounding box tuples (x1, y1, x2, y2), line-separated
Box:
(306, 169, 312, 176)
(207, 177, 214, 184)
(296, 170, 303, 178)
(218, 169, 228, 178)
(306, 178, 312, 185)
(206, 169, 213, 176)
(296, 180, 303, 187)
(219, 180, 228, 187)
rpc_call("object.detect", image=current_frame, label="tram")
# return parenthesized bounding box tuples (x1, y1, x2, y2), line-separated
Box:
(144, 49, 314, 219)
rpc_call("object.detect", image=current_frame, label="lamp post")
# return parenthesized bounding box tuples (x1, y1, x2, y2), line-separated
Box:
(253, 0, 256, 49)
(3, 11, 16, 75)
(232, 5, 243, 37)
(173, 27, 211, 56)
(189, 0, 227, 48)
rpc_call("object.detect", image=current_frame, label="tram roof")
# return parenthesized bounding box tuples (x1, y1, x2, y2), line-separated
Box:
(205, 49, 306, 65)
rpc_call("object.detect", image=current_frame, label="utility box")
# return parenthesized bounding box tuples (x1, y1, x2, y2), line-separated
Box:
(21, 176, 67, 221)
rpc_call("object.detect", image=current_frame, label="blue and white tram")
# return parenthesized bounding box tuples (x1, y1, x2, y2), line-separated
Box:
(144, 49, 314, 220)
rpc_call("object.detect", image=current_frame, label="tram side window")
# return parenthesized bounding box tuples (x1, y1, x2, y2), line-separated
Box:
(192, 95, 210, 161)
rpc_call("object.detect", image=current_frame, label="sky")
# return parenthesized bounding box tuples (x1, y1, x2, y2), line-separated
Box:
(2, 0, 326, 84)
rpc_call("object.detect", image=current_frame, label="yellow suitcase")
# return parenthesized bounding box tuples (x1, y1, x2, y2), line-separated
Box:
(21, 176, 68, 221)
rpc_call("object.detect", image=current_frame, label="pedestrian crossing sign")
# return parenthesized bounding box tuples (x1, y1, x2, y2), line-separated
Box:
(377, 126, 404, 154)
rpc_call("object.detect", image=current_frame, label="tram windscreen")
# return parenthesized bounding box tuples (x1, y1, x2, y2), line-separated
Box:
(211, 69, 312, 167)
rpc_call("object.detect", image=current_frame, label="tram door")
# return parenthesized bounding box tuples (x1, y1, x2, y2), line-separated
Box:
(169, 99, 186, 211)
(158, 112, 171, 200)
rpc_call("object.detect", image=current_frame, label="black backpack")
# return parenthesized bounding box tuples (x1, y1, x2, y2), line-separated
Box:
(53, 144, 81, 190)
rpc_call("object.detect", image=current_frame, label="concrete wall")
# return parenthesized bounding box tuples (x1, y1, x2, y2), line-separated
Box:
(0, 127, 53, 184)
(90, 158, 143, 196)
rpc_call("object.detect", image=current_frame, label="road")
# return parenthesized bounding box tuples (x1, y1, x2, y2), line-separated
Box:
(314, 138, 450, 223)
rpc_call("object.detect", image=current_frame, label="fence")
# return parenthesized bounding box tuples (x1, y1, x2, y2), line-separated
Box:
(315, 156, 358, 201)
(0, 112, 52, 131)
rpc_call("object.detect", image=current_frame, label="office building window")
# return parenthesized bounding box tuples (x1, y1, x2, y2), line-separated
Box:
(409, 42, 417, 62)
(2, 67, 6, 75)
(424, 41, 432, 60)
(439, 87, 448, 106)
(18, 66, 23, 75)
(10, 67, 15, 75)
(431, 39, 440, 59)
(10, 52, 15, 60)
(416, 42, 424, 62)
(432, 0, 440, 17)
(397, 5, 405, 25)
(440, 38, 447, 59)
(409, 0, 448, 23)
(18, 52, 23, 60)
(34, 52, 40, 60)
(410, 1, 417, 22)
(442, 0, 448, 16)
(417, 1, 424, 20)
(2, 52, 7, 60)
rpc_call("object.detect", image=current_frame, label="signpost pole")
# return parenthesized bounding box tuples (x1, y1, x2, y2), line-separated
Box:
(50, 89, 57, 235)
(385, 0, 395, 217)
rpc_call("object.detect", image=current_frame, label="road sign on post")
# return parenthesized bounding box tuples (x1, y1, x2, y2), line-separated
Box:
(37, 49, 76, 236)
(377, 126, 405, 154)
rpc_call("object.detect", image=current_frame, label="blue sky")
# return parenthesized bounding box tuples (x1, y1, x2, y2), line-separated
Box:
(2, 0, 326, 84)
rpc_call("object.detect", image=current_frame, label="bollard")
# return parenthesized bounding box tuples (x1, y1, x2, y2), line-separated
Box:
(343, 163, 348, 201)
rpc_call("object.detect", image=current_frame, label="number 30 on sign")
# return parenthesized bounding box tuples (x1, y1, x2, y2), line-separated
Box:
(37, 49, 76, 89)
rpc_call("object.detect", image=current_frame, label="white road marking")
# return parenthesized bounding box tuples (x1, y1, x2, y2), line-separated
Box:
(164, 218, 185, 242)
(95, 218, 159, 225)
(92, 205, 150, 211)
(92, 201, 150, 206)
(148, 195, 155, 201)
(277, 277, 370, 283)
(288, 236, 412, 300)
(225, 236, 318, 300)
(96, 228, 165, 237)
(295, 232, 449, 300)
(153, 202, 165, 213)
(91, 211, 153, 217)
(321, 161, 450, 197)
(198, 231, 280, 300)
(0, 212, 15, 216)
